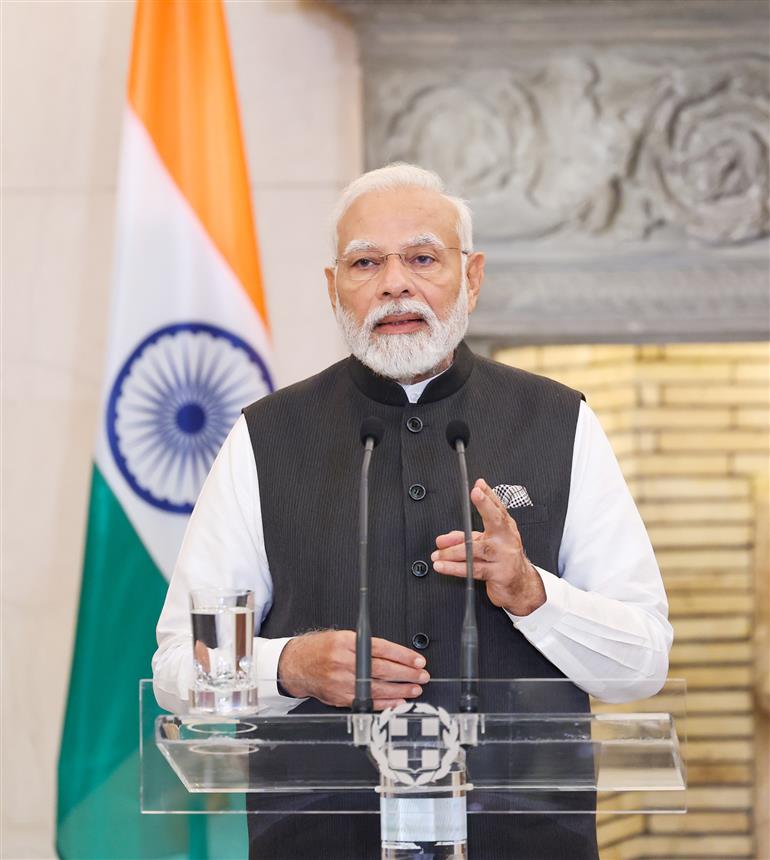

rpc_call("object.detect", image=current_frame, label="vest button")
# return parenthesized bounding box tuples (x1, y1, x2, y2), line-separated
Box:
(412, 632, 430, 650)
(408, 483, 426, 501)
(406, 416, 423, 433)
(411, 560, 429, 578)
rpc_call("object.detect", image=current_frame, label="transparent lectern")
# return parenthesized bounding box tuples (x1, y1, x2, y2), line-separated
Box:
(140, 678, 686, 858)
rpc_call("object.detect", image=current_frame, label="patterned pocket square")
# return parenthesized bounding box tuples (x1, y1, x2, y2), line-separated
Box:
(493, 484, 533, 509)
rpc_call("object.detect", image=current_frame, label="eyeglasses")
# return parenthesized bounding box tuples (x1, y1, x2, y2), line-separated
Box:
(335, 245, 469, 283)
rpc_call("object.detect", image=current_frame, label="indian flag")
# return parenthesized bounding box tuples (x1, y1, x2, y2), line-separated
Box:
(56, 2, 272, 857)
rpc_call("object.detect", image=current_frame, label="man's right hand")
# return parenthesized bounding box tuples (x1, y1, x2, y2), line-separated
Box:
(277, 630, 429, 710)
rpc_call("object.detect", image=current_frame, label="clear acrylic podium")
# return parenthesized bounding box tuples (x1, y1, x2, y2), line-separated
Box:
(140, 679, 686, 858)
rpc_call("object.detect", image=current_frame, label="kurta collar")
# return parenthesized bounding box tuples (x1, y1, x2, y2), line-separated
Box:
(347, 341, 475, 406)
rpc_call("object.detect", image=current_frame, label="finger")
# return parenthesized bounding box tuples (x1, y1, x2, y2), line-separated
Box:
(432, 559, 488, 579)
(372, 658, 430, 684)
(431, 535, 486, 563)
(372, 637, 427, 668)
(373, 699, 407, 711)
(372, 681, 423, 700)
(435, 530, 465, 549)
(476, 478, 512, 517)
(434, 531, 482, 553)
(471, 481, 510, 532)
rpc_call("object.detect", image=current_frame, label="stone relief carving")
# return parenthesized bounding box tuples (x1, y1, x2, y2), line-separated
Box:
(330, 0, 769, 339)
(378, 54, 769, 248)
(638, 56, 769, 244)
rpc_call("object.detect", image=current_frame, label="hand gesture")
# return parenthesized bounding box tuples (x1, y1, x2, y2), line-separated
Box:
(432, 478, 546, 616)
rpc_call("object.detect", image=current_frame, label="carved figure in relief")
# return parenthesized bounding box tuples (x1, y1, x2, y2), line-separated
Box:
(639, 57, 769, 244)
(381, 55, 769, 247)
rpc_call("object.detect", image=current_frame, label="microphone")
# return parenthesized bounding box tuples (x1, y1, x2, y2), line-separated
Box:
(446, 420, 480, 714)
(353, 416, 385, 715)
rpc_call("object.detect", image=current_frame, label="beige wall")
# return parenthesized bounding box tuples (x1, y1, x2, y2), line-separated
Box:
(496, 342, 770, 859)
(0, 2, 358, 856)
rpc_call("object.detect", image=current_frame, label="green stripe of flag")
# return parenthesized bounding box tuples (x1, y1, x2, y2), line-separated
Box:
(57, 465, 193, 859)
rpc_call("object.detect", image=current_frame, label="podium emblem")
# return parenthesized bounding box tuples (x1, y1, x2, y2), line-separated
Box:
(369, 702, 460, 786)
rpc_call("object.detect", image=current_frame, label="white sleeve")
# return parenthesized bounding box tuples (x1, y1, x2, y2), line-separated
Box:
(151, 414, 306, 715)
(506, 401, 673, 703)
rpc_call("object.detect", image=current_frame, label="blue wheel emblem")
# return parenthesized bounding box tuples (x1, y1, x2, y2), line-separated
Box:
(107, 322, 273, 513)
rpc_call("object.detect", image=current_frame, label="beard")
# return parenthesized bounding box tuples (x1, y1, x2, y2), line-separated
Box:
(334, 285, 470, 383)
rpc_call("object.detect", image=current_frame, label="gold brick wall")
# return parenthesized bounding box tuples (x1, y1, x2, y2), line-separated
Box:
(494, 342, 770, 859)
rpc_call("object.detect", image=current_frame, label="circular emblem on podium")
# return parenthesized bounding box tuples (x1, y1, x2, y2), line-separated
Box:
(370, 701, 460, 787)
(106, 322, 273, 514)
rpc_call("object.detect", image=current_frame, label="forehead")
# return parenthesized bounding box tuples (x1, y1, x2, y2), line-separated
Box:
(337, 187, 459, 249)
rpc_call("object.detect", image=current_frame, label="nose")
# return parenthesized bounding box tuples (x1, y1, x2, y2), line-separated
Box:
(376, 253, 416, 300)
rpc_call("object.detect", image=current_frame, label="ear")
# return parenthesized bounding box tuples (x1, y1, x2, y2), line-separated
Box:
(325, 267, 337, 311)
(465, 252, 485, 314)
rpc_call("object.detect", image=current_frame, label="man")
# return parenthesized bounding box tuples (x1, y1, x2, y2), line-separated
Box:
(153, 163, 672, 859)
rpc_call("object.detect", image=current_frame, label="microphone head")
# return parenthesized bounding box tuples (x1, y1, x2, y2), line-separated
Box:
(360, 416, 385, 447)
(446, 419, 470, 449)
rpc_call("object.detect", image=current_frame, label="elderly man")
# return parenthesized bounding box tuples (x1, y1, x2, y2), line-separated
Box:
(153, 163, 672, 859)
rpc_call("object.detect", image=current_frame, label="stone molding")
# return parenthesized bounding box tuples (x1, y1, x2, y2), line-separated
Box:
(329, 0, 770, 342)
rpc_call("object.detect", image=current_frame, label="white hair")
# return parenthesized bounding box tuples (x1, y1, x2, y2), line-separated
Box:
(335, 288, 470, 383)
(331, 162, 473, 257)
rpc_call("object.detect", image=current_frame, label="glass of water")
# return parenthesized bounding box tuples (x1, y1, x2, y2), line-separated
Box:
(189, 588, 258, 714)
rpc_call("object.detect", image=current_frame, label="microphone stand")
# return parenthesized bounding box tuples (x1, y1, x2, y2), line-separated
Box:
(446, 420, 480, 744)
(353, 436, 374, 716)
(454, 436, 480, 716)
(352, 417, 383, 744)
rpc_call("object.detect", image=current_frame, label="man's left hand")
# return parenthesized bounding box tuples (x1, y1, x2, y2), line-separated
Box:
(432, 478, 547, 617)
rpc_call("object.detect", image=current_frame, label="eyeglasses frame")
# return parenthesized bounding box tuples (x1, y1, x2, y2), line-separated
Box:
(334, 246, 470, 282)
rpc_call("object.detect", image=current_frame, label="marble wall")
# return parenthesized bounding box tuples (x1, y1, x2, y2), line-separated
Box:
(0, 2, 358, 855)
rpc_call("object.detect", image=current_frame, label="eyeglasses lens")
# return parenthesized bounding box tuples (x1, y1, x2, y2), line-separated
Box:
(342, 246, 452, 282)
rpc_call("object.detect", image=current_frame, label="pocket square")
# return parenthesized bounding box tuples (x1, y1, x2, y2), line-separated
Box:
(493, 484, 533, 509)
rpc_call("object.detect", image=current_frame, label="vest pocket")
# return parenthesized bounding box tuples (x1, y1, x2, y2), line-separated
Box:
(507, 504, 549, 526)
(472, 503, 549, 532)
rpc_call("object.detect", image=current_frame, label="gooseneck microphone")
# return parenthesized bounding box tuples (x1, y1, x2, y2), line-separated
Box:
(446, 420, 480, 714)
(353, 416, 385, 714)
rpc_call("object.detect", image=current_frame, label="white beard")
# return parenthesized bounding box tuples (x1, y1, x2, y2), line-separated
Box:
(334, 286, 470, 383)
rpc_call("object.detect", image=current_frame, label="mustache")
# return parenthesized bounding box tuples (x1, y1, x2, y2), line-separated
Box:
(364, 300, 438, 334)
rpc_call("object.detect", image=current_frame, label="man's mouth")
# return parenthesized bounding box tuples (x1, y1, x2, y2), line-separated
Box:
(373, 314, 427, 334)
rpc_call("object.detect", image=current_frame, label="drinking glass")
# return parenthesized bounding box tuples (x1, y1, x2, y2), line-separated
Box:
(189, 588, 258, 713)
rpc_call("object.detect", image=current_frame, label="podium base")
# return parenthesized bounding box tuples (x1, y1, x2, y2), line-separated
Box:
(379, 749, 469, 860)
(382, 840, 467, 859)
